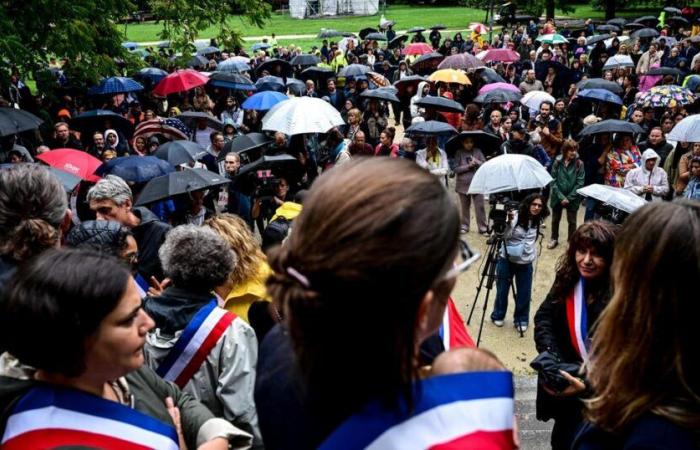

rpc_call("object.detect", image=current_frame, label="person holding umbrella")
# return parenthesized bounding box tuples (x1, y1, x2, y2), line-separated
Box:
(601, 134, 642, 188)
(416, 136, 449, 178)
(454, 136, 487, 234)
(547, 140, 585, 250)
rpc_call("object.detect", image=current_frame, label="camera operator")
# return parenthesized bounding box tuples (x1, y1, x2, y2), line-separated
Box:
(252, 176, 291, 234)
(491, 193, 549, 333)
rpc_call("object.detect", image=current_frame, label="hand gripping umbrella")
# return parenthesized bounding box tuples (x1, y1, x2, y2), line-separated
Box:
(468, 154, 553, 194)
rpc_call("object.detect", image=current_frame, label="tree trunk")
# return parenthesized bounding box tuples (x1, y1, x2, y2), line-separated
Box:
(605, 0, 616, 21)
(546, 0, 555, 20)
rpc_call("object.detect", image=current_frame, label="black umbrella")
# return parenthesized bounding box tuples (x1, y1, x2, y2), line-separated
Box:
(407, 26, 426, 33)
(208, 72, 256, 91)
(393, 75, 427, 96)
(667, 16, 690, 26)
(317, 29, 345, 38)
(664, 6, 682, 15)
(445, 131, 502, 157)
(411, 52, 445, 72)
(596, 24, 620, 33)
(341, 32, 357, 37)
(647, 67, 683, 76)
(576, 78, 623, 94)
(634, 16, 658, 25)
(415, 96, 465, 113)
(71, 110, 134, 138)
(154, 140, 207, 166)
(579, 119, 644, 136)
(135, 169, 230, 205)
(587, 34, 611, 45)
(338, 64, 370, 78)
(255, 58, 293, 77)
(476, 68, 506, 84)
(474, 90, 522, 104)
(286, 78, 306, 96)
(360, 89, 400, 103)
(429, 24, 447, 30)
(301, 66, 335, 82)
(220, 133, 272, 161)
(197, 46, 220, 56)
(290, 54, 320, 66)
(176, 111, 223, 130)
(405, 120, 457, 137)
(255, 75, 286, 92)
(232, 154, 304, 194)
(389, 35, 409, 49)
(631, 28, 659, 39)
(186, 55, 209, 68)
(623, 22, 646, 30)
(0, 107, 43, 137)
(607, 18, 627, 27)
(365, 32, 388, 41)
(359, 27, 378, 39)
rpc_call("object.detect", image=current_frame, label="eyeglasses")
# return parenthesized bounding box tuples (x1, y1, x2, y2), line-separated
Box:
(443, 240, 481, 280)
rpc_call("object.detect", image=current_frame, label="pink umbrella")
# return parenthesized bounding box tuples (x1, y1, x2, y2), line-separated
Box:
(481, 48, 521, 63)
(402, 43, 434, 56)
(479, 82, 521, 95)
(469, 23, 489, 34)
(438, 53, 485, 70)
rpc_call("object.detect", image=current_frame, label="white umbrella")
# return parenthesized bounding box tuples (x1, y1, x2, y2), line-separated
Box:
(338, 37, 359, 52)
(603, 35, 629, 48)
(577, 184, 647, 214)
(521, 91, 556, 112)
(262, 97, 345, 135)
(468, 154, 553, 194)
(603, 54, 634, 70)
(667, 114, 700, 143)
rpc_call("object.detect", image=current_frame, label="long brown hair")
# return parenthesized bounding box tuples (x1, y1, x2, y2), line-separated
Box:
(206, 214, 266, 287)
(266, 158, 459, 436)
(585, 201, 700, 433)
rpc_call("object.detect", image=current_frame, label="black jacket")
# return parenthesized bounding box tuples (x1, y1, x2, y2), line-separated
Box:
(144, 286, 211, 335)
(638, 139, 674, 166)
(132, 207, 171, 281)
(573, 414, 698, 450)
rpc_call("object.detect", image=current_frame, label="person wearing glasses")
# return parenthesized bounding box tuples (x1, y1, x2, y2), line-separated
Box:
(254, 158, 515, 450)
(491, 193, 550, 333)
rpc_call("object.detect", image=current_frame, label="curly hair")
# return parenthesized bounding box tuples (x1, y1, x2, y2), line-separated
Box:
(516, 193, 550, 230)
(159, 225, 237, 289)
(205, 214, 266, 287)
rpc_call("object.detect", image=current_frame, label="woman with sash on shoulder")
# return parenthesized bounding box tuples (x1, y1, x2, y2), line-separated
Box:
(0, 249, 247, 450)
(256, 158, 517, 449)
(533, 221, 618, 450)
(143, 225, 262, 448)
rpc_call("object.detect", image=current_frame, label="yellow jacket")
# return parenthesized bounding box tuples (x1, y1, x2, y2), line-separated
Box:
(224, 262, 272, 322)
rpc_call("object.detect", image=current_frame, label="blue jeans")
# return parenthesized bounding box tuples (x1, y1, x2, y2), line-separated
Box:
(584, 197, 597, 222)
(491, 257, 533, 325)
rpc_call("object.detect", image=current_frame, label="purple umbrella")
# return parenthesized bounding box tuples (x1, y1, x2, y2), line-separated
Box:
(478, 82, 520, 95)
(437, 53, 485, 70)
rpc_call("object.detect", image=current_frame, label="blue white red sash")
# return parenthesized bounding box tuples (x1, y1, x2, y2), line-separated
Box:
(1, 385, 178, 450)
(134, 273, 149, 299)
(319, 371, 516, 450)
(156, 300, 236, 388)
(566, 279, 589, 361)
(438, 297, 475, 350)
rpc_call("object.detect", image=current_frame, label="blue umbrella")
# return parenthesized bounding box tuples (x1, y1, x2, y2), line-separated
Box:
(251, 43, 271, 52)
(242, 91, 289, 111)
(577, 88, 623, 105)
(255, 76, 285, 92)
(95, 156, 174, 183)
(135, 67, 168, 83)
(217, 59, 251, 73)
(88, 77, 144, 95)
(121, 42, 139, 50)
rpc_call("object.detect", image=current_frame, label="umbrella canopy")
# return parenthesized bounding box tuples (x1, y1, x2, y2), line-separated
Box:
(428, 69, 470, 85)
(579, 119, 644, 136)
(262, 97, 344, 135)
(71, 109, 134, 138)
(338, 64, 371, 78)
(338, 37, 359, 52)
(237, 154, 304, 181)
(155, 140, 208, 166)
(576, 78, 623, 94)
(135, 67, 168, 83)
(359, 27, 379, 39)
(217, 58, 251, 73)
(445, 131, 502, 157)
(133, 118, 191, 142)
(577, 89, 623, 105)
(647, 67, 683, 77)
(197, 46, 220, 56)
(603, 54, 634, 70)
(411, 52, 445, 71)
(634, 16, 658, 25)
(405, 120, 458, 137)
(135, 169, 230, 206)
(607, 18, 627, 27)
(667, 16, 689, 26)
(48, 167, 82, 192)
(365, 32, 388, 41)
(221, 133, 271, 160)
(89, 77, 143, 95)
(285, 78, 306, 96)
(478, 82, 521, 94)
(208, 72, 255, 91)
(476, 68, 506, 84)
(430, 24, 447, 30)
(521, 91, 556, 111)
(480, 48, 520, 63)
(474, 90, 522, 104)
(586, 34, 611, 46)
(255, 75, 286, 93)
(683, 74, 700, 92)
(176, 111, 223, 130)
(415, 96, 465, 113)
(95, 156, 174, 183)
(623, 22, 646, 30)
(153, 69, 208, 96)
(251, 43, 271, 52)
(402, 43, 433, 56)
(366, 72, 391, 88)
(469, 23, 489, 34)
(360, 89, 400, 103)
(186, 55, 209, 68)
(317, 29, 345, 38)
(667, 114, 700, 143)
(536, 33, 568, 44)
(664, 6, 682, 14)
(468, 154, 553, 194)
(0, 107, 43, 137)
(407, 27, 426, 33)
(388, 35, 408, 48)
(290, 54, 321, 66)
(577, 184, 646, 214)
(438, 53, 485, 70)
(631, 28, 659, 39)
(255, 59, 293, 78)
(36, 149, 102, 182)
(636, 85, 696, 109)
(242, 91, 289, 110)
(596, 24, 620, 33)
(301, 66, 335, 81)
(392, 75, 427, 96)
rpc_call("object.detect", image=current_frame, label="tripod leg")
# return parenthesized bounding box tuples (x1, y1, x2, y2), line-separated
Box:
(476, 286, 492, 347)
(467, 239, 498, 325)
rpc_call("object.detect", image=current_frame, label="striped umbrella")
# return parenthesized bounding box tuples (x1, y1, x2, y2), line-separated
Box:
(133, 118, 191, 142)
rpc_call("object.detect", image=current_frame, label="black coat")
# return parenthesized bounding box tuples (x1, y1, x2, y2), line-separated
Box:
(132, 207, 171, 281)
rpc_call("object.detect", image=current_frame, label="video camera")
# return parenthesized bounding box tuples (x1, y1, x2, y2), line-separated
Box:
(253, 169, 280, 199)
(594, 203, 629, 225)
(488, 192, 521, 235)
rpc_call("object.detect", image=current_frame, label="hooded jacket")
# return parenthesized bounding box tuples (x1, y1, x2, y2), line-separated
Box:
(410, 81, 430, 118)
(624, 149, 669, 201)
(132, 206, 171, 281)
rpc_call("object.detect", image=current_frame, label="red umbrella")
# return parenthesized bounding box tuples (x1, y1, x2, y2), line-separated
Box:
(481, 49, 521, 63)
(152, 69, 209, 97)
(37, 149, 102, 182)
(402, 43, 433, 56)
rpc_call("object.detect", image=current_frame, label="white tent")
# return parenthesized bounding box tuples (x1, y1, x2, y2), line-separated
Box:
(289, 0, 378, 18)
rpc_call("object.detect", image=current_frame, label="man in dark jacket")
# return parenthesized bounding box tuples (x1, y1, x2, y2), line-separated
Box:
(637, 127, 674, 166)
(47, 121, 83, 150)
(87, 175, 171, 281)
(501, 123, 536, 158)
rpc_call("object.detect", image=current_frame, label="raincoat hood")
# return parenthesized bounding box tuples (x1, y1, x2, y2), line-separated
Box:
(104, 128, 119, 149)
(641, 148, 660, 173)
(412, 81, 430, 103)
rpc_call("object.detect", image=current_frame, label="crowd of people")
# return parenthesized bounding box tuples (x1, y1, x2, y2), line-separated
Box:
(0, 5, 699, 450)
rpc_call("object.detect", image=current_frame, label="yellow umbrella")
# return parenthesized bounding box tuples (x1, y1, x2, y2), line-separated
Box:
(428, 69, 471, 85)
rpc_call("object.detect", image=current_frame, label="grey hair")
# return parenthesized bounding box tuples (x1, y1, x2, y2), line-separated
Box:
(87, 175, 133, 206)
(159, 225, 237, 289)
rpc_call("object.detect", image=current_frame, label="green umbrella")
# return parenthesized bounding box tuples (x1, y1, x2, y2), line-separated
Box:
(536, 33, 568, 45)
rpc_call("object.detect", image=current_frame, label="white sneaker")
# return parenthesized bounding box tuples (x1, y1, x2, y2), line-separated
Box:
(492, 319, 504, 327)
(515, 323, 528, 333)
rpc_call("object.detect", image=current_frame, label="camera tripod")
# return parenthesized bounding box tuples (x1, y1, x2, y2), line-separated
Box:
(466, 232, 521, 347)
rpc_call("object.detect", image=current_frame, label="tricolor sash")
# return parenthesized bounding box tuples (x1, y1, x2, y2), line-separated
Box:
(1, 385, 178, 450)
(319, 371, 516, 450)
(134, 273, 149, 299)
(566, 279, 589, 361)
(438, 297, 475, 350)
(156, 300, 236, 388)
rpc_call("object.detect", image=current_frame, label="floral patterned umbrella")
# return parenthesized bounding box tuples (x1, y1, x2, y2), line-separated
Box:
(635, 85, 696, 109)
